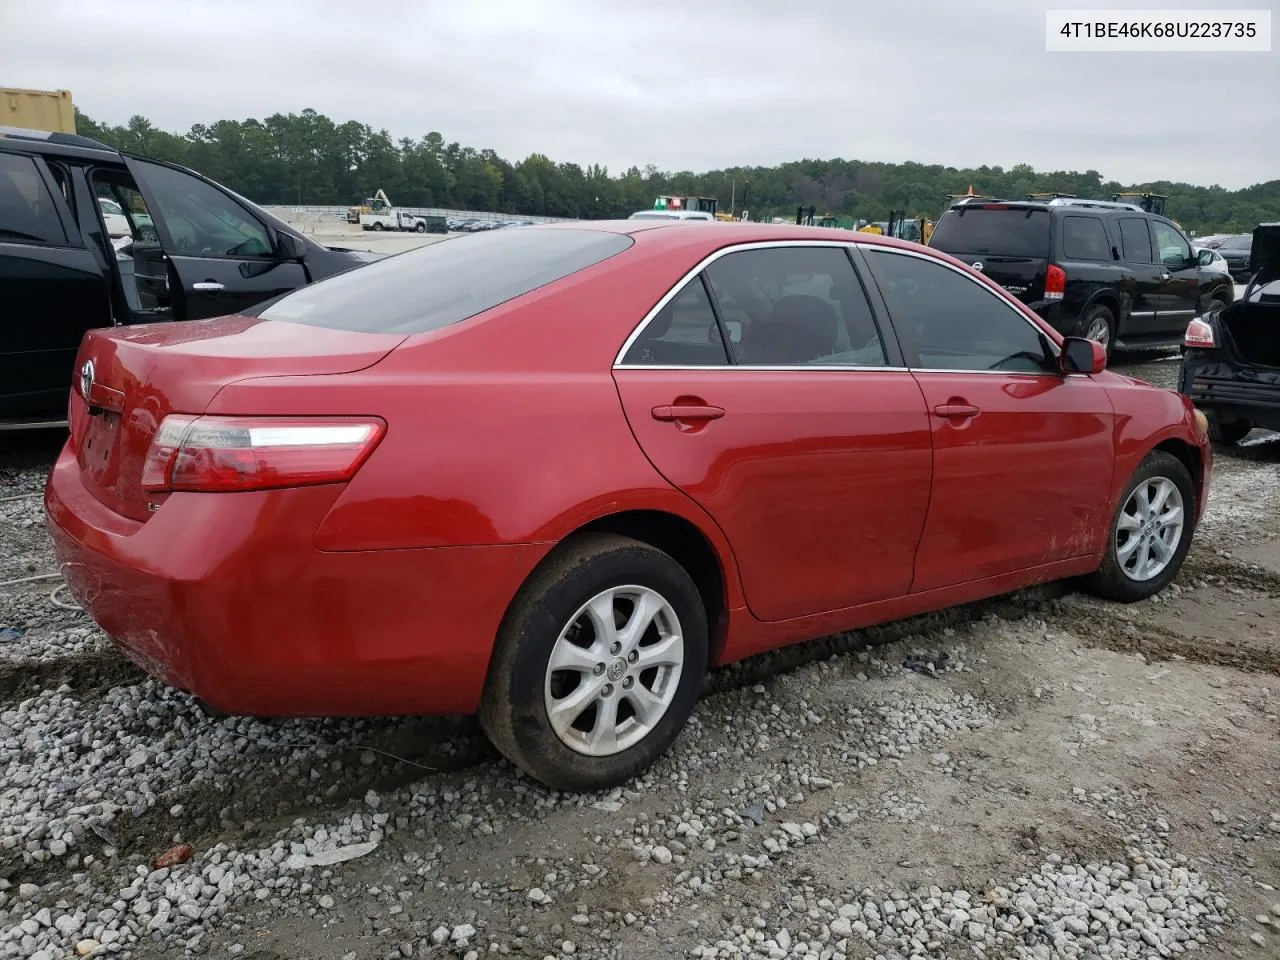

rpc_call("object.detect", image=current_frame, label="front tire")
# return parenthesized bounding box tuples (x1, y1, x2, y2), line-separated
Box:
(479, 535, 708, 792)
(1208, 419, 1251, 445)
(1081, 451, 1196, 603)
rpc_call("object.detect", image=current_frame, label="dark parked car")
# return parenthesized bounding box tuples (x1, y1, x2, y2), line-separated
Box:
(929, 197, 1235, 360)
(1216, 233, 1253, 282)
(1179, 223, 1280, 444)
(0, 125, 379, 426)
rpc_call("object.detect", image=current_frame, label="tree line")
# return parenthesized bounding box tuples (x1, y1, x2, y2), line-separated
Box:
(73, 108, 1278, 235)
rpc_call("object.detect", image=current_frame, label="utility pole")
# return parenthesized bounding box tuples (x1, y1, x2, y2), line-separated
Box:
(730, 179, 736, 218)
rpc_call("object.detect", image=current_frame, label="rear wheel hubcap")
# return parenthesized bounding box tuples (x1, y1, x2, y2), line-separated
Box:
(1086, 315, 1111, 347)
(544, 585, 684, 757)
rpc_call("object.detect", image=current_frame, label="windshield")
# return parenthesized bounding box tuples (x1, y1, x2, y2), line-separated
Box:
(255, 228, 633, 333)
(929, 207, 1052, 258)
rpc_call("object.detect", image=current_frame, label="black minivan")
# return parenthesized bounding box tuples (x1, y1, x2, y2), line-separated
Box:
(929, 197, 1235, 360)
(0, 125, 380, 427)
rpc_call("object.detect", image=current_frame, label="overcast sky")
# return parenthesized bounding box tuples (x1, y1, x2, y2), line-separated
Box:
(4, 0, 1277, 189)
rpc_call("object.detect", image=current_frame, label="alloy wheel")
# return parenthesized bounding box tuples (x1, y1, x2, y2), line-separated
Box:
(543, 585, 684, 757)
(1115, 477, 1185, 582)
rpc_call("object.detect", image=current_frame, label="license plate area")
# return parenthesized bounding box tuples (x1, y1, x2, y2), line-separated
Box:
(78, 410, 123, 485)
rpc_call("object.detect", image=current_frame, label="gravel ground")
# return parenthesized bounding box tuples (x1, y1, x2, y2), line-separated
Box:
(2, 353, 1279, 960)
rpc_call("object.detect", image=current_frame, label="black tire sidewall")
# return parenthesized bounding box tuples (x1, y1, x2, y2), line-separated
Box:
(497, 542, 708, 791)
(1099, 452, 1196, 601)
(1208, 419, 1250, 445)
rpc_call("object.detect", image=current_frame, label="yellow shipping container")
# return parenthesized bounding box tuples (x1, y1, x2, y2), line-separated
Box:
(1, 87, 76, 133)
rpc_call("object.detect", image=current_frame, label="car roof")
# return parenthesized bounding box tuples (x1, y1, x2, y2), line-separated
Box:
(0, 125, 121, 162)
(535, 218, 937, 256)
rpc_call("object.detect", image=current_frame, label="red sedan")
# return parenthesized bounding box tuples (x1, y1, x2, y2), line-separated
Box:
(45, 221, 1211, 792)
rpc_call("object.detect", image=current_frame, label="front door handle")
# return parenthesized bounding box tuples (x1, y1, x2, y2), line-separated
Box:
(933, 402, 980, 420)
(192, 281, 225, 292)
(651, 404, 725, 422)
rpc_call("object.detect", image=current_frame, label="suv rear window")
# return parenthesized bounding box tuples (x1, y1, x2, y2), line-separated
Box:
(928, 207, 1050, 259)
(257, 228, 633, 333)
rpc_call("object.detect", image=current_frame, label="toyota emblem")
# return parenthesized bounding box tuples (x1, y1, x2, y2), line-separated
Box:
(972, 261, 984, 272)
(79, 359, 95, 401)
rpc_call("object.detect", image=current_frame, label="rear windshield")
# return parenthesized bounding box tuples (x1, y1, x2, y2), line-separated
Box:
(255, 228, 633, 333)
(929, 207, 1051, 258)
(1219, 234, 1251, 251)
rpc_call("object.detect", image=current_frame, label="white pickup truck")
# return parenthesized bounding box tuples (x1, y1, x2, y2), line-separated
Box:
(357, 190, 431, 233)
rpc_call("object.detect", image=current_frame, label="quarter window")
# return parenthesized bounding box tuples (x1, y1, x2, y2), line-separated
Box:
(1062, 216, 1110, 261)
(1118, 218, 1153, 264)
(866, 249, 1055, 374)
(704, 246, 887, 366)
(621, 277, 729, 366)
(0, 152, 66, 245)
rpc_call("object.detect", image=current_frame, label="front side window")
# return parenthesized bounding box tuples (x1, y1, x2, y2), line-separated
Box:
(130, 159, 273, 258)
(1062, 216, 1110, 261)
(621, 277, 729, 366)
(866, 249, 1055, 374)
(0, 152, 66, 245)
(704, 246, 887, 366)
(1151, 220, 1192, 267)
(1118, 218, 1153, 264)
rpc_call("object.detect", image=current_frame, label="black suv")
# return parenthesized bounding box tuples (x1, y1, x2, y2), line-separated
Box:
(929, 197, 1235, 359)
(0, 125, 379, 426)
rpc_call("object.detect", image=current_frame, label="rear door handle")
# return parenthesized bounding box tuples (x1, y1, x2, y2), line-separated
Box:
(192, 281, 224, 292)
(651, 404, 725, 422)
(933, 403, 980, 419)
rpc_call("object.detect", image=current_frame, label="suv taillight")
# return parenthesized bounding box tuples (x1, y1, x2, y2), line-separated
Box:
(1184, 318, 1216, 349)
(140, 415, 386, 493)
(1044, 264, 1066, 300)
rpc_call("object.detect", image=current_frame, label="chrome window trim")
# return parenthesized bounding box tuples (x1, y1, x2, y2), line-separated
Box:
(612, 239, 1069, 376)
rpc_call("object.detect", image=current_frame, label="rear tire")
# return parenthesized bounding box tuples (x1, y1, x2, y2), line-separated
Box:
(371, 222, 384, 231)
(1208, 419, 1251, 445)
(1082, 305, 1115, 363)
(1081, 451, 1196, 603)
(479, 534, 708, 793)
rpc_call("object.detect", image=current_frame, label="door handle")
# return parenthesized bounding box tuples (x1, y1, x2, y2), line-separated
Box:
(1159, 273, 1171, 281)
(933, 402, 980, 420)
(651, 404, 725, 422)
(192, 281, 225, 292)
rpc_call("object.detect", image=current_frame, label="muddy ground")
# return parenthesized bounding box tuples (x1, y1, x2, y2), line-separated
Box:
(1, 353, 1278, 960)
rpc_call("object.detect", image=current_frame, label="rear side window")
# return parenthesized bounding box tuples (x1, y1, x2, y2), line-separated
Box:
(1062, 216, 1110, 261)
(258, 229, 634, 333)
(0, 152, 66, 245)
(928, 208, 1050, 258)
(1118, 218, 1153, 263)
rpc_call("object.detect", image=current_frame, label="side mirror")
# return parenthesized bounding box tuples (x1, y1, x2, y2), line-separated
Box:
(277, 232, 308, 261)
(1060, 336, 1106, 375)
(1197, 249, 1214, 267)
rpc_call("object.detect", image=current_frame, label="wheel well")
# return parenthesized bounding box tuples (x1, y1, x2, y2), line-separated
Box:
(570, 510, 729, 663)
(1153, 438, 1203, 504)
(1088, 292, 1120, 318)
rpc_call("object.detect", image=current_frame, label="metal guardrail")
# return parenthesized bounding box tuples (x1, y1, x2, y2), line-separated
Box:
(267, 205, 579, 225)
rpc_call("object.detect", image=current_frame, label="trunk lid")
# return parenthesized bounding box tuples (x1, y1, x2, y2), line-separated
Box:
(1249, 223, 1280, 285)
(70, 314, 406, 521)
(928, 206, 1052, 304)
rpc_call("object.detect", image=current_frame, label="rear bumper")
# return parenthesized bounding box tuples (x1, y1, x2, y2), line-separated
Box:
(1179, 357, 1280, 431)
(44, 441, 546, 717)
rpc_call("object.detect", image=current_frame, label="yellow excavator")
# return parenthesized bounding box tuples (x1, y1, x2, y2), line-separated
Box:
(858, 212, 934, 243)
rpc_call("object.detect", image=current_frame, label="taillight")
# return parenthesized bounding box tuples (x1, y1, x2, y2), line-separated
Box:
(140, 415, 385, 493)
(1184, 318, 1216, 348)
(1044, 264, 1066, 300)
